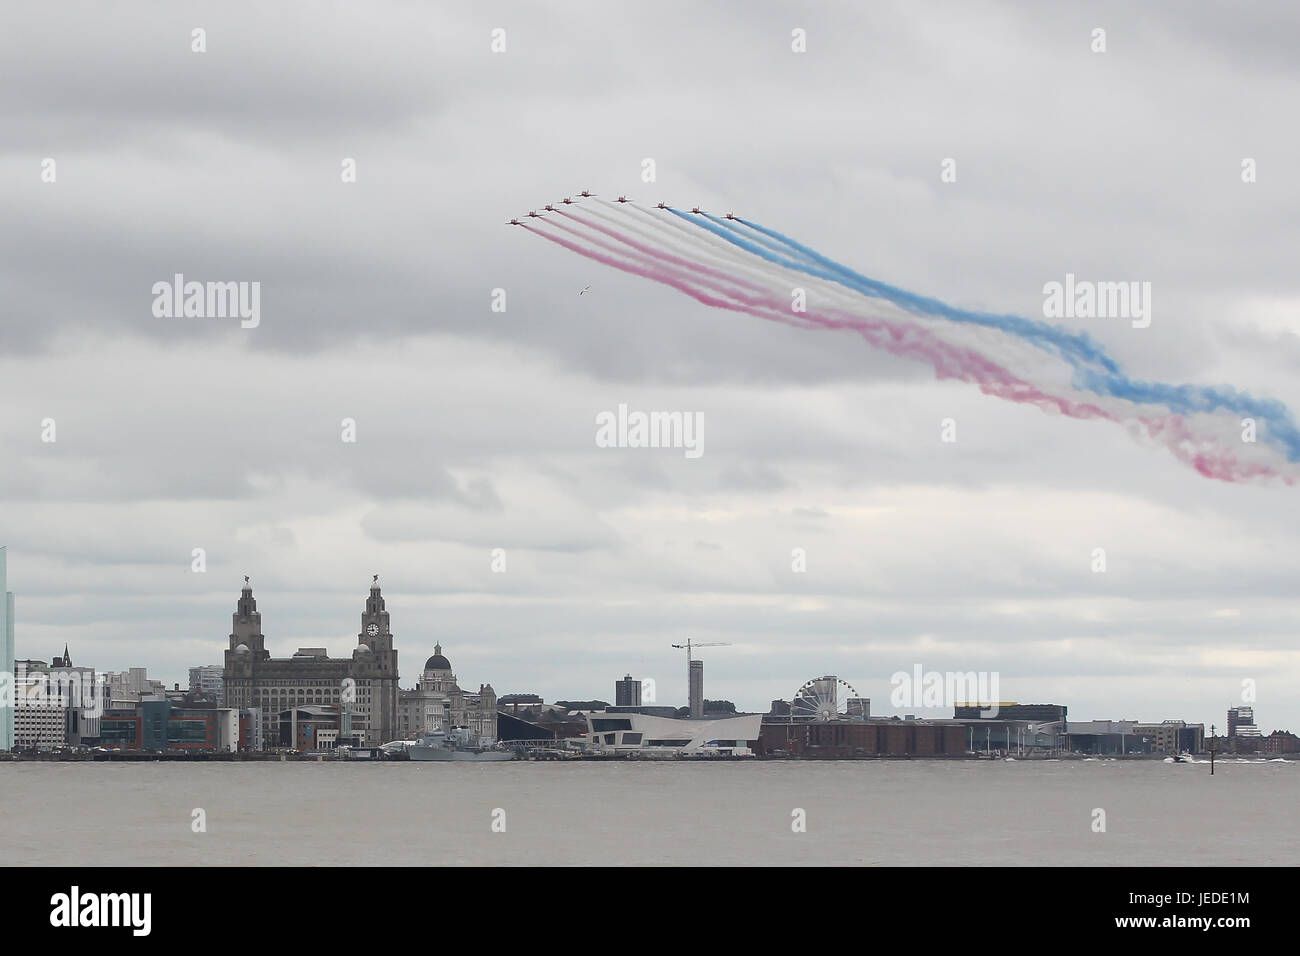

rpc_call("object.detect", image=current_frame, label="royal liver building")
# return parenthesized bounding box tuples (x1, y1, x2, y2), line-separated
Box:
(223, 578, 400, 746)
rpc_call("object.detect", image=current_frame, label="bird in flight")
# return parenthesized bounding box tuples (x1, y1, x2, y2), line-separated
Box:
(579, 285, 591, 296)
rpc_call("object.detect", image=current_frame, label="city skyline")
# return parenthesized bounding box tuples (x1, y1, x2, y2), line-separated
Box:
(3, 2, 1299, 732)
(0, 562, 1285, 736)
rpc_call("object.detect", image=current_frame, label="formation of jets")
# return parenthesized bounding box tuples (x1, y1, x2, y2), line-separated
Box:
(507, 191, 728, 225)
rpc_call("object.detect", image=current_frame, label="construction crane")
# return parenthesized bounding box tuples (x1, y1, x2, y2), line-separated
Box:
(670, 639, 731, 718)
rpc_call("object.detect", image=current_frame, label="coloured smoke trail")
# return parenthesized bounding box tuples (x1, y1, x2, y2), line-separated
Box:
(517, 198, 1299, 485)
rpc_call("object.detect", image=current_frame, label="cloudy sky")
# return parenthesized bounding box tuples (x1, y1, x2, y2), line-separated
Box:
(3, 1, 1299, 731)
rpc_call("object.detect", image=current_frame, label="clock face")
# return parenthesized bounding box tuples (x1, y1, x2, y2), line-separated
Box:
(366, 623, 379, 636)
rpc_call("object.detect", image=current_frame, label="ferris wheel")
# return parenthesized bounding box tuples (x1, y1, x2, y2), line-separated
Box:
(791, 676, 862, 721)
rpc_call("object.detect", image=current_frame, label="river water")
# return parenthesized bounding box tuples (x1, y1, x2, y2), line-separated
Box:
(3, 758, 1295, 866)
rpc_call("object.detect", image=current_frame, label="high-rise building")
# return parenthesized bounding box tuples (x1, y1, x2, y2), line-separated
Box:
(615, 673, 641, 707)
(1, 546, 14, 751)
(688, 660, 703, 719)
(222, 577, 400, 747)
(1228, 706, 1261, 738)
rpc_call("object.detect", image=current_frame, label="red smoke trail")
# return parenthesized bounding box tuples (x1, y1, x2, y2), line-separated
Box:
(524, 221, 1282, 484)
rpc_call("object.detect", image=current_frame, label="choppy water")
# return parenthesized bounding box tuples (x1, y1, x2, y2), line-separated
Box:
(3, 759, 1295, 866)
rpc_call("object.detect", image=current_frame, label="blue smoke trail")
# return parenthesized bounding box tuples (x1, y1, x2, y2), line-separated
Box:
(671, 209, 1300, 461)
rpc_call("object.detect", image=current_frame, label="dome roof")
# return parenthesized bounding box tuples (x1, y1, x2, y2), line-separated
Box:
(354, 644, 372, 655)
(424, 643, 451, 671)
(234, 643, 250, 654)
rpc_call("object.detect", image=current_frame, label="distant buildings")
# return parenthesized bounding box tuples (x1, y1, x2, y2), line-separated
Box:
(102, 667, 166, 705)
(1262, 730, 1300, 754)
(396, 644, 497, 743)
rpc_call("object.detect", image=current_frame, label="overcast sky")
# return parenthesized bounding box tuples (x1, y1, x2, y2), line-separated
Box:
(2, 1, 1299, 732)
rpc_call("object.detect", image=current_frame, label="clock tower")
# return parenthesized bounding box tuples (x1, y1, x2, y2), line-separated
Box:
(358, 574, 393, 656)
(349, 575, 399, 745)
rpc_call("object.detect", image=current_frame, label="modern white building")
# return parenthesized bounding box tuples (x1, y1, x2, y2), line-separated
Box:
(584, 711, 761, 756)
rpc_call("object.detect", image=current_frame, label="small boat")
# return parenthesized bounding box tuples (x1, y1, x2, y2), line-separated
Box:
(1172, 752, 1194, 763)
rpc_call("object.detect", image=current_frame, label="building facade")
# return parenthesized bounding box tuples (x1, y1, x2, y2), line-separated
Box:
(396, 644, 497, 743)
(188, 665, 226, 707)
(222, 579, 400, 747)
(1228, 706, 1261, 739)
(615, 674, 641, 707)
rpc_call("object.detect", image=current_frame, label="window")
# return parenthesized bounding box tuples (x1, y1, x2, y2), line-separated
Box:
(592, 718, 633, 732)
(620, 733, 643, 745)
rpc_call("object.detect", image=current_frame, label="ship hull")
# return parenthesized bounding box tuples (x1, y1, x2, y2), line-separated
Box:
(408, 747, 513, 762)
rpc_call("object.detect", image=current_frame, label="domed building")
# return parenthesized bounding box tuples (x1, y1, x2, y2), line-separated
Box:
(397, 644, 497, 743)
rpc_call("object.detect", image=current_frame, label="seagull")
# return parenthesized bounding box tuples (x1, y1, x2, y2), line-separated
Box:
(579, 285, 591, 296)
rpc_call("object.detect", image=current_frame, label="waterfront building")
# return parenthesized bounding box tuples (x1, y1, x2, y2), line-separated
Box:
(396, 644, 497, 742)
(1132, 720, 1205, 754)
(1, 546, 15, 751)
(1262, 730, 1300, 754)
(615, 674, 642, 707)
(99, 699, 239, 751)
(13, 659, 68, 750)
(585, 711, 761, 756)
(222, 578, 399, 747)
